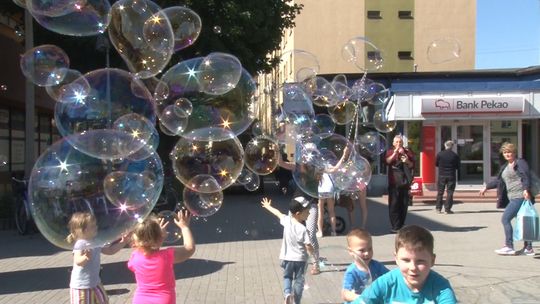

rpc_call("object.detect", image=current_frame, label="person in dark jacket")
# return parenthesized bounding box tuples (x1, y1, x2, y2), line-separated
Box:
(435, 140, 461, 214)
(479, 142, 534, 256)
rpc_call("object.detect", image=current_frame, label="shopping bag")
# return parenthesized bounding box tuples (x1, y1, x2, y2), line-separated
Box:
(513, 200, 540, 241)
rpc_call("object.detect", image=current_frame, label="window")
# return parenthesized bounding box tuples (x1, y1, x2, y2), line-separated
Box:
(367, 11, 382, 19)
(398, 10, 413, 19)
(398, 51, 413, 60)
(367, 51, 382, 61)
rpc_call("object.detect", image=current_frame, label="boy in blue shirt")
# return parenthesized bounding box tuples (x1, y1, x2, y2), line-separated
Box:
(357, 225, 457, 304)
(342, 228, 389, 303)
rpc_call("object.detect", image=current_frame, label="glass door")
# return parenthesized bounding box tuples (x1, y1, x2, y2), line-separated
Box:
(439, 123, 486, 188)
(456, 125, 484, 186)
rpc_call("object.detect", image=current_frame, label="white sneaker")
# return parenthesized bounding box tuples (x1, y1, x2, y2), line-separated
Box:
(494, 246, 515, 255)
(316, 231, 323, 238)
(284, 293, 294, 304)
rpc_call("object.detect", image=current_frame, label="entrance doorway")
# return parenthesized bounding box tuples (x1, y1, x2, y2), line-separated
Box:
(439, 123, 487, 189)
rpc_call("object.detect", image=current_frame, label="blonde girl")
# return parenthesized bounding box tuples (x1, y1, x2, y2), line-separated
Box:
(67, 212, 128, 304)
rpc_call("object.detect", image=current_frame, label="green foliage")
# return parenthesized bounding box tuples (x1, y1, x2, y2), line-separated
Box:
(0, 0, 303, 75)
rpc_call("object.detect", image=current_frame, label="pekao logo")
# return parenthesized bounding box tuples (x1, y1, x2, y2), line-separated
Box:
(435, 99, 451, 110)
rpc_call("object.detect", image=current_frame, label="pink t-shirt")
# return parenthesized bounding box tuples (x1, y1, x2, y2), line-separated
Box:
(127, 247, 176, 304)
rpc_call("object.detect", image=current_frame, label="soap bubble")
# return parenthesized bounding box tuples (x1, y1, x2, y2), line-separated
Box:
(20, 44, 70, 87)
(183, 186, 223, 217)
(28, 135, 163, 250)
(161, 6, 202, 51)
(213, 25, 221, 34)
(328, 101, 357, 125)
(27, 0, 86, 18)
(373, 109, 396, 133)
(158, 210, 182, 244)
(244, 136, 279, 175)
(312, 114, 335, 138)
(171, 132, 244, 192)
(342, 36, 384, 72)
(279, 49, 319, 83)
(302, 76, 340, 107)
(45, 68, 84, 102)
(243, 173, 260, 192)
(29, 0, 111, 36)
(199, 52, 243, 95)
(427, 37, 461, 64)
(357, 131, 387, 156)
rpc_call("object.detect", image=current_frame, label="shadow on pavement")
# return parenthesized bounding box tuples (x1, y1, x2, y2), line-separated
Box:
(0, 258, 232, 295)
(0, 231, 62, 259)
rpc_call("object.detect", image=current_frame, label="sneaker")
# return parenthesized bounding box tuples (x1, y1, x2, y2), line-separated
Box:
(435, 209, 443, 214)
(330, 231, 337, 236)
(284, 293, 294, 304)
(316, 231, 323, 238)
(494, 246, 516, 255)
(522, 248, 535, 256)
(445, 210, 454, 214)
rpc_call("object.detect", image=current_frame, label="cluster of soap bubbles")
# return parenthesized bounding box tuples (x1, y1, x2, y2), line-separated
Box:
(14, 0, 463, 248)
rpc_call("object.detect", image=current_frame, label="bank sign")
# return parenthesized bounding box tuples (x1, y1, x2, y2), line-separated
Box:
(421, 96, 524, 114)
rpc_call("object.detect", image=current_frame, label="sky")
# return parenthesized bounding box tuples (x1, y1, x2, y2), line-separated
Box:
(476, 0, 540, 69)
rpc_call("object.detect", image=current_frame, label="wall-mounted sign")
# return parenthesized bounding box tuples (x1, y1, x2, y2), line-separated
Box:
(421, 96, 524, 114)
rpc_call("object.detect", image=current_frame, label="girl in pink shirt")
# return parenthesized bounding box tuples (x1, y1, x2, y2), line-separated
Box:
(128, 210, 195, 304)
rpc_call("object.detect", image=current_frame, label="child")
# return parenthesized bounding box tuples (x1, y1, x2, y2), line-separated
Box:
(356, 225, 457, 304)
(67, 212, 129, 304)
(128, 210, 195, 304)
(261, 196, 315, 304)
(341, 228, 389, 303)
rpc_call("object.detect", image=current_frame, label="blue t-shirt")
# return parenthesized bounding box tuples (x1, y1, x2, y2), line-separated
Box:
(355, 268, 457, 304)
(343, 260, 389, 304)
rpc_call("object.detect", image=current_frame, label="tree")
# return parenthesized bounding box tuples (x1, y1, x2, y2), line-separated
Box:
(0, 0, 303, 75)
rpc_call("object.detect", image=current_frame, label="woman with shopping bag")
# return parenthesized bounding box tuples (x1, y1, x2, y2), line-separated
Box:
(479, 142, 535, 256)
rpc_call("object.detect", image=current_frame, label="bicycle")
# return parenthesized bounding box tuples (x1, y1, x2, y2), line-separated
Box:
(12, 176, 35, 235)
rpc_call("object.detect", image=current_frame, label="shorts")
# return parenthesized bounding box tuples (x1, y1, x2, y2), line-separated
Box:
(70, 283, 109, 304)
(318, 192, 334, 199)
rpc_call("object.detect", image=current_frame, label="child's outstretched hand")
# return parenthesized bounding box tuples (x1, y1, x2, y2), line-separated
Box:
(261, 197, 272, 209)
(159, 217, 170, 235)
(174, 209, 191, 229)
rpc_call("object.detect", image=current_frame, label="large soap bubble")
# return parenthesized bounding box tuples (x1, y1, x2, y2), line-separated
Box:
(427, 37, 461, 64)
(199, 52, 243, 95)
(183, 186, 223, 217)
(27, 0, 85, 17)
(279, 49, 320, 83)
(302, 76, 340, 107)
(332, 153, 372, 192)
(54, 68, 155, 159)
(342, 37, 384, 72)
(244, 136, 279, 175)
(108, 0, 174, 78)
(161, 6, 202, 51)
(20, 44, 70, 87)
(29, 0, 111, 36)
(373, 109, 396, 133)
(171, 131, 244, 192)
(158, 210, 183, 245)
(156, 57, 258, 140)
(28, 135, 163, 250)
(45, 68, 85, 102)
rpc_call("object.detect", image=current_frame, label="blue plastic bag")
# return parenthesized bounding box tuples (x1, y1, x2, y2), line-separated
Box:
(513, 200, 540, 241)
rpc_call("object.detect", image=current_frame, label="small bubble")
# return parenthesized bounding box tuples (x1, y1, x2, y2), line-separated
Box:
(213, 25, 222, 34)
(0, 85, 7, 91)
(216, 227, 222, 233)
(244, 229, 249, 235)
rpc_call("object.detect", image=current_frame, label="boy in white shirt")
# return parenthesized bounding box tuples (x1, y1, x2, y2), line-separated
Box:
(261, 196, 315, 304)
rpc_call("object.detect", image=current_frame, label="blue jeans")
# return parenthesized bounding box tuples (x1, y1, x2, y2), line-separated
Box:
(502, 198, 532, 249)
(281, 260, 307, 303)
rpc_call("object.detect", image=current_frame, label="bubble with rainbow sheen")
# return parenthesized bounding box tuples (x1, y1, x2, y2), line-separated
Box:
(332, 153, 372, 192)
(279, 49, 320, 83)
(244, 136, 279, 176)
(161, 6, 202, 51)
(302, 76, 340, 107)
(155, 57, 258, 141)
(171, 131, 244, 192)
(27, 135, 163, 250)
(20, 44, 70, 87)
(158, 210, 183, 245)
(29, 0, 111, 36)
(54, 68, 155, 159)
(243, 174, 260, 192)
(108, 0, 174, 78)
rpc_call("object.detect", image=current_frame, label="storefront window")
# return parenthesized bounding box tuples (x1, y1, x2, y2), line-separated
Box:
(490, 120, 518, 175)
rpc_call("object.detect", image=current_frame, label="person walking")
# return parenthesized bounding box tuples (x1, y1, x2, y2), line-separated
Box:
(385, 135, 415, 233)
(479, 142, 535, 256)
(435, 140, 461, 214)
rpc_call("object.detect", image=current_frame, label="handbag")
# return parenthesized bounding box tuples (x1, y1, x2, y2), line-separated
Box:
(513, 200, 540, 241)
